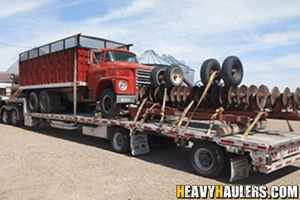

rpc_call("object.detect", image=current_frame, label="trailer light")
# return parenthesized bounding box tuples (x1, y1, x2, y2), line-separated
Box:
(119, 80, 128, 91)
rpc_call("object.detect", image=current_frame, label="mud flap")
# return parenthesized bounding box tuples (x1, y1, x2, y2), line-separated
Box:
(130, 133, 150, 156)
(230, 156, 250, 182)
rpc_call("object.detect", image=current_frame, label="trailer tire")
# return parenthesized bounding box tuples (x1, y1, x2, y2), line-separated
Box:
(221, 56, 243, 87)
(190, 142, 225, 178)
(151, 66, 166, 87)
(28, 92, 39, 113)
(1, 109, 11, 124)
(201, 59, 221, 85)
(109, 127, 130, 153)
(100, 88, 121, 118)
(39, 90, 54, 113)
(10, 107, 23, 126)
(165, 65, 184, 87)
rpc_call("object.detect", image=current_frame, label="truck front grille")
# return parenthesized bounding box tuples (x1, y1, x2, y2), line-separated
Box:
(136, 69, 151, 86)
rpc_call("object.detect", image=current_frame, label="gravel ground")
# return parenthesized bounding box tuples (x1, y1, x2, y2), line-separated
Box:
(0, 120, 300, 200)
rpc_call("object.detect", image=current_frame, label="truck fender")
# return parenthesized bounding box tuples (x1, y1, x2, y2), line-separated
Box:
(94, 80, 114, 101)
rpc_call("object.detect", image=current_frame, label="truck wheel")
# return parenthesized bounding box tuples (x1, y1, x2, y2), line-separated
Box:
(109, 127, 130, 153)
(100, 88, 121, 118)
(151, 66, 166, 87)
(10, 107, 23, 126)
(221, 56, 243, 87)
(39, 90, 54, 113)
(28, 92, 39, 113)
(165, 65, 184, 87)
(1, 109, 11, 124)
(190, 142, 225, 178)
(201, 59, 221, 85)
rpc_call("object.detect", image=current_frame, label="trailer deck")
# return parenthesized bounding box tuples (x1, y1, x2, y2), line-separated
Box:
(25, 111, 300, 178)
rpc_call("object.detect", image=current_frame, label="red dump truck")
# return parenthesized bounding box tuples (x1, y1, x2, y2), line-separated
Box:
(0, 34, 300, 182)
(19, 34, 152, 118)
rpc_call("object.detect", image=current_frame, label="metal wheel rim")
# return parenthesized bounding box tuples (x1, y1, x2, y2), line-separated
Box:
(194, 148, 214, 172)
(40, 95, 47, 111)
(102, 94, 113, 113)
(171, 68, 183, 85)
(231, 65, 241, 81)
(29, 96, 35, 110)
(11, 110, 17, 124)
(113, 132, 124, 150)
(2, 111, 8, 123)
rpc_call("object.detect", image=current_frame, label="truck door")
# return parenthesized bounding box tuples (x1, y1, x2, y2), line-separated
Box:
(87, 50, 106, 91)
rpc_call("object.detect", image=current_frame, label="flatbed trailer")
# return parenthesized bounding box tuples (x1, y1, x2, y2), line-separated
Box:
(1, 97, 299, 182)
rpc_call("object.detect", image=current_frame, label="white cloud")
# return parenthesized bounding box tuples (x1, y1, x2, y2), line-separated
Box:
(0, 0, 52, 19)
(86, 0, 157, 23)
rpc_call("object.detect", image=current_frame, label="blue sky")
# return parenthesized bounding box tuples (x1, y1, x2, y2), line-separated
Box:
(0, 0, 300, 90)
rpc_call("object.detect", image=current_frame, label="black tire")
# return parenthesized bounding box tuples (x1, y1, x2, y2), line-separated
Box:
(190, 142, 225, 178)
(151, 66, 166, 87)
(28, 92, 39, 113)
(10, 107, 23, 126)
(164, 65, 184, 87)
(1, 109, 11, 124)
(109, 126, 130, 153)
(39, 90, 54, 113)
(200, 59, 221, 85)
(100, 88, 121, 118)
(221, 56, 244, 87)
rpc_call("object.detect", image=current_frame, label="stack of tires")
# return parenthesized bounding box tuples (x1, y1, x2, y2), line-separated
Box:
(200, 56, 244, 87)
(150, 65, 184, 88)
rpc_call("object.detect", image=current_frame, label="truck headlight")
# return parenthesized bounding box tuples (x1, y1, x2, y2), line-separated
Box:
(118, 80, 128, 91)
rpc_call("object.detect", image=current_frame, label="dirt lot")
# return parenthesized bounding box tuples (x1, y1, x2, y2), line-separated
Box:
(0, 120, 300, 200)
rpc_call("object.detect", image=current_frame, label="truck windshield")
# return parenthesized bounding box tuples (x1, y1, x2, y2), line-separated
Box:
(107, 51, 137, 63)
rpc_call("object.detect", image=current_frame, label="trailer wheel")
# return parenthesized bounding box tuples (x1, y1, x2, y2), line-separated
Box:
(151, 66, 166, 87)
(100, 88, 121, 118)
(28, 92, 39, 113)
(165, 65, 184, 87)
(39, 90, 54, 113)
(200, 59, 221, 85)
(109, 127, 130, 153)
(221, 56, 243, 87)
(1, 109, 11, 124)
(190, 142, 225, 178)
(10, 107, 23, 126)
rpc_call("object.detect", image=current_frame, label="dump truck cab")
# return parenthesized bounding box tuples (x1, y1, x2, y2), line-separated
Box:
(18, 34, 152, 118)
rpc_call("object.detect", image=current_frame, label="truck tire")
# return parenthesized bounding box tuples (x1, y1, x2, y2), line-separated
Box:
(201, 59, 221, 85)
(28, 92, 39, 113)
(39, 90, 54, 113)
(165, 65, 184, 87)
(10, 107, 23, 126)
(100, 88, 121, 118)
(1, 109, 11, 124)
(151, 66, 166, 87)
(190, 142, 225, 178)
(109, 126, 130, 153)
(221, 56, 243, 87)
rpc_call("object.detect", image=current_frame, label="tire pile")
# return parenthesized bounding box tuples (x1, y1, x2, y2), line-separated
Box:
(137, 56, 300, 112)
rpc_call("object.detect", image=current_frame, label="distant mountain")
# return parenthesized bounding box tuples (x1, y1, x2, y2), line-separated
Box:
(6, 61, 19, 74)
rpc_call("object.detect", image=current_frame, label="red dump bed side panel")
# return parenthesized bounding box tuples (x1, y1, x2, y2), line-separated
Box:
(19, 48, 89, 86)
